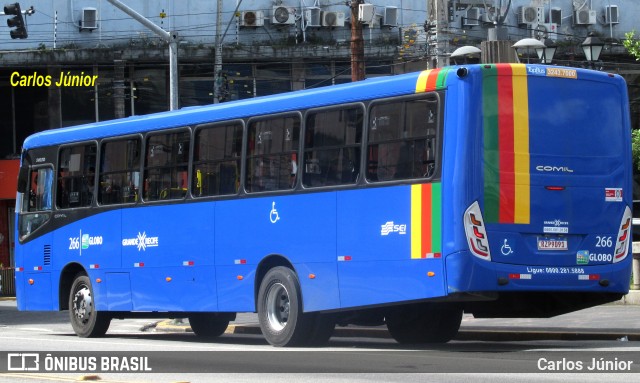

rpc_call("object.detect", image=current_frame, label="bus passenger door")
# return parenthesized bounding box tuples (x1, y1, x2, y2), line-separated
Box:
(16, 166, 55, 311)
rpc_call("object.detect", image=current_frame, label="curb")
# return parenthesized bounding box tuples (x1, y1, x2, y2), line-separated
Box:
(610, 290, 640, 305)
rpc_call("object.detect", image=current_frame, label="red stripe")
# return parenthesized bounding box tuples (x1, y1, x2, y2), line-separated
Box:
(497, 64, 515, 223)
(421, 184, 432, 257)
(425, 69, 441, 92)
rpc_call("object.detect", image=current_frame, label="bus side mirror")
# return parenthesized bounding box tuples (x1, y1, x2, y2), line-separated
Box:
(17, 165, 28, 193)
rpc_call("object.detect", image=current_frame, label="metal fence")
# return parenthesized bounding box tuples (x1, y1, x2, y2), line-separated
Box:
(0, 268, 15, 296)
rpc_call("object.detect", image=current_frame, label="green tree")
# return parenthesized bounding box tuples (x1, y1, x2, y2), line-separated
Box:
(623, 31, 640, 61)
(632, 130, 640, 172)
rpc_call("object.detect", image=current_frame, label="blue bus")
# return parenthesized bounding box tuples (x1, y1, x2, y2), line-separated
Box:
(15, 64, 633, 346)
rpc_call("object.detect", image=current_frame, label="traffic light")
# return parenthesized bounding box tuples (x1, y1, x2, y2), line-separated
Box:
(4, 3, 27, 39)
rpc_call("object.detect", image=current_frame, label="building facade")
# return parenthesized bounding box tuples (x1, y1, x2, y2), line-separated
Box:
(0, 0, 639, 273)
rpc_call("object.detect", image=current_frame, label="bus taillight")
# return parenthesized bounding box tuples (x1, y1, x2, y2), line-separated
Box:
(464, 201, 491, 261)
(613, 206, 632, 263)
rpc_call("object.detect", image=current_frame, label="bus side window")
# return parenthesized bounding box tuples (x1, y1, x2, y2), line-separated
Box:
(302, 106, 363, 188)
(366, 95, 439, 182)
(192, 123, 242, 197)
(19, 167, 53, 240)
(246, 115, 300, 193)
(144, 129, 190, 201)
(99, 138, 141, 205)
(57, 144, 97, 208)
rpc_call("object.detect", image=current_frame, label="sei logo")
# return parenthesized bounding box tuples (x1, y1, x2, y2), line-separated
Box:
(381, 221, 407, 236)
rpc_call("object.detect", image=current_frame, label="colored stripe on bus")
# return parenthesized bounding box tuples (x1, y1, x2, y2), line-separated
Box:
(482, 64, 530, 224)
(411, 183, 442, 259)
(511, 65, 531, 224)
(415, 68, 450, 93)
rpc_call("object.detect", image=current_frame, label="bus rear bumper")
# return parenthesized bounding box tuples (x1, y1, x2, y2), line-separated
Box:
(446, 251, 632, 294)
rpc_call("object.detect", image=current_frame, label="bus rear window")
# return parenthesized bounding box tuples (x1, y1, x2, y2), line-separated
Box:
(366, 95, 440, 182)
(528, 79, 624, 158)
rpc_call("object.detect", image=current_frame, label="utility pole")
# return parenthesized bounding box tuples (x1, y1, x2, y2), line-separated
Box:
(350, 1, 365, 82)
(213, 0, 223, 103)
(427, 0, 449, 68)
(106, 0, 179, 110)
(213, 0, 243, 103)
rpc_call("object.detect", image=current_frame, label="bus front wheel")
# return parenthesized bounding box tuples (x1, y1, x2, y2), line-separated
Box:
(258, 266, 312, 347)
(69, 274, 111, 338)
(386, 303, 462, 344)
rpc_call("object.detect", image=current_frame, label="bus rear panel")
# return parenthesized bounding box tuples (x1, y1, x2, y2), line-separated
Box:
(447, 65, 631, 317)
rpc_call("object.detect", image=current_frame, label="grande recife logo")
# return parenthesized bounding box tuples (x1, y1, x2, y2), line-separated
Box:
(122, 232, 159, 252)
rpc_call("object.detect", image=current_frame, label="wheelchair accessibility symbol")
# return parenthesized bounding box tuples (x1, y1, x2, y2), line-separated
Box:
(269, 202, 280, 224)
(501, 239, 514, 256)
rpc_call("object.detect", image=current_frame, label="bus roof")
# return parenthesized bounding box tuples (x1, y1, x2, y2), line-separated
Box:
(22, 64, 627, 150)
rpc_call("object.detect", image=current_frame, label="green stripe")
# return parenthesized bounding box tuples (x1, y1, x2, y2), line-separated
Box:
(482, 65, 500, 223)
(431, 182, 442, 253)
(435, 68, 450, 89)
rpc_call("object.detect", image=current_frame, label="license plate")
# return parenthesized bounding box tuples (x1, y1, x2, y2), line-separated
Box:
(537, 238, 568, 251)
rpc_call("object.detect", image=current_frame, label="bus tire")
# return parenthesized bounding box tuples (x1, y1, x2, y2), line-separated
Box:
(69, 274, 111, 338)
(386, 303, 462, 344)
(257, 266, 312, 347)
(188, 313, 233, 338)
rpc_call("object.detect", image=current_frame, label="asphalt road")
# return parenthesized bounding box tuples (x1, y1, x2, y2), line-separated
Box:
(1, 299, 640, 382)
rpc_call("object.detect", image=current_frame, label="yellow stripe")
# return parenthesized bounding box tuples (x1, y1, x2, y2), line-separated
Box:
(411, 184, 422, 259)
(511, 64, 530, 224)
(415, 70, 431, 93)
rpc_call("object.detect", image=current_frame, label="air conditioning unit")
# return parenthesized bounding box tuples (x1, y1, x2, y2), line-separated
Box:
(574, 9, 596, 25)
(304, 7, 321, 27)
(358, 3, 375, 24)
(382, 6, 398, 27)
(550, 7, 562, 25)
(240, 10, 264, 27)
(272, 6, 295, 25)
(80, 7, 98, 30)
(518, 6, 543, 25)
(481, 11, 494, 24)
(322, 11, 345, 27)
(532, 23, 558, 41)
(463, 7, 480, 26)
(605, 5, 619, 24)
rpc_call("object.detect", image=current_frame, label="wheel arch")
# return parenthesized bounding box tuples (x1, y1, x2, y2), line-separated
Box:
(59, 262, 87, 311)
(254, 254, 296, 311)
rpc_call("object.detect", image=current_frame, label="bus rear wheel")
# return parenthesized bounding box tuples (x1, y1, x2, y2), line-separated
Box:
(69, 274, 111, 338)
(386, 303, 462, 344)
(188, 313, 235, 338)
(258, 266, 313, 347)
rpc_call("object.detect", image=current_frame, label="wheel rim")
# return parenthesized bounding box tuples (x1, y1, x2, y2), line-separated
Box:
(265, 282, 290, 332)
(72, 284, 93, 325)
